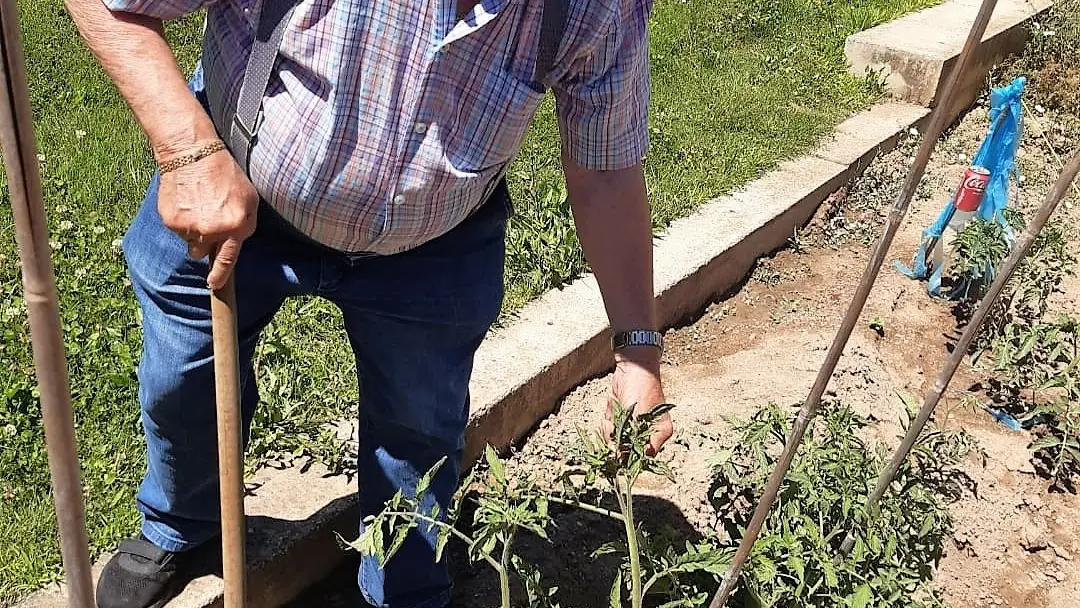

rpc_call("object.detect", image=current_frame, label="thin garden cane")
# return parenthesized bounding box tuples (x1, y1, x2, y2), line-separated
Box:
(838, 149, 1080, 558)
(707, 0, 1001, 605)
(210, 264, 247, 608)
(0, 0, 95, 605)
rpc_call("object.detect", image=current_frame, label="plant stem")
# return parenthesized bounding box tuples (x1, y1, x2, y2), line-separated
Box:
(642, 572, 661, 595)
(548, 495, 625, 522)
(380, 510, 501, 571)
(620, 475, 643, 608)
(499, 532, 515, 608)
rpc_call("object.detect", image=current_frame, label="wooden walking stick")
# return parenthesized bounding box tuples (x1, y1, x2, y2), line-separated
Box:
(707, 0, 1000, 605)
(837, 150, 1080, 558)
(0, 0, 95, 605)
(210, 263, 247, 608)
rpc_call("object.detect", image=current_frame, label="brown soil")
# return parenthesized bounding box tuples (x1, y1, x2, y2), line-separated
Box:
(291, 104, 1080, 607)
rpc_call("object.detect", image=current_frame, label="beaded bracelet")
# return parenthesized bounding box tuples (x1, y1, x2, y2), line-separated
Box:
(159, 140, 228, 174)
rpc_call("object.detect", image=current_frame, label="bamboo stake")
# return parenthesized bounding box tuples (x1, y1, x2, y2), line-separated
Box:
(838, 150, 1080, 558)
(0, 0, 94, 605)
(707, 0, 1000, 605)
(210, 265, 247, 608)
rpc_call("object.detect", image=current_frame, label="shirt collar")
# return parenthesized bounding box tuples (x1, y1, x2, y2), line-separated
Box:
(436, 0, 509, 49)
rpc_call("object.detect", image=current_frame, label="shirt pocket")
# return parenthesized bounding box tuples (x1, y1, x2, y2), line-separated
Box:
(444, 68, 545, 177)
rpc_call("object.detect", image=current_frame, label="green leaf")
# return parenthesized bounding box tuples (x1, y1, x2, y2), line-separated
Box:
(1065, 446, 1080, 466)
(1017, 332, 1039, 360)
(591, 541, 623, 558)
(849, 583, 872, 608)
(822, 558, 838, 589)
(609, 573, 622, 608)
(416, 456, 446, 498)
(434, 527, 452, 562)
(485, 444, 506, 484)
(386, 521, 413, 563)
(371, 521, 386, 565)
(918, 513, 934, 537)
(1031, 435, 1063, 451)
(757, 555, 778, 583)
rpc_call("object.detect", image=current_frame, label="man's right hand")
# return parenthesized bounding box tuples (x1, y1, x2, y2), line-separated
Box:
(64, 0, 259, 290)
(156, 142, 259, 290)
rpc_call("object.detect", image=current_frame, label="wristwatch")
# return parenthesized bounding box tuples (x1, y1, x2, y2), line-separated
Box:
(611, 329, 664, 353)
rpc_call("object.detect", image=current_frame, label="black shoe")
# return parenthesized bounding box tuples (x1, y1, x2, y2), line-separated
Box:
(96, 534, 218, 608)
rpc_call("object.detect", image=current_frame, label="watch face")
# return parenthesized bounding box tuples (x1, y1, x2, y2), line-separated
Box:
(614, 330, 662, 350)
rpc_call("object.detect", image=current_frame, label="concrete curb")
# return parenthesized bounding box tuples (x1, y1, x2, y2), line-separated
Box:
(845, 0, 1053, 123)
(14, 101, 930, 608)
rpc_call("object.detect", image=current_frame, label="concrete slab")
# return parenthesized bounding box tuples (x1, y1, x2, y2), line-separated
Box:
(810, 102, 931, 169)
(845, 0, 1053, 120)
(15, 103, 930, 608)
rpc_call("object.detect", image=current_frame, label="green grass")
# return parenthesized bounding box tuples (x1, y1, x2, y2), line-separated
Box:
(0, 0, 936, 602)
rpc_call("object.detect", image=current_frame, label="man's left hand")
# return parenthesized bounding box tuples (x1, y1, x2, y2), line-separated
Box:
(604, 347, 673, 456)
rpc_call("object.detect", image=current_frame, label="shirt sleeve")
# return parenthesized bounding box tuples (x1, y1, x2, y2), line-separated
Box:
(550, 0, 651, 171)
(101, 0, 213, 20)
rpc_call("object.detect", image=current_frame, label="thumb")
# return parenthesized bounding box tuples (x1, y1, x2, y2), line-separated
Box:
(207, 237, 242, 290)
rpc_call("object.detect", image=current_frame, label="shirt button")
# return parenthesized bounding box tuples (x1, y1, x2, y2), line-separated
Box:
(393, 194, 405, 205)
(414, 122, 428, 134)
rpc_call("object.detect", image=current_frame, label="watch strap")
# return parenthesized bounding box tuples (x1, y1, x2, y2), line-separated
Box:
(611, 329, 663, 351)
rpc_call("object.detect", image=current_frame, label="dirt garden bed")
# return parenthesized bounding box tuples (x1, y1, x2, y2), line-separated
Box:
(291, 82, 1080, 607)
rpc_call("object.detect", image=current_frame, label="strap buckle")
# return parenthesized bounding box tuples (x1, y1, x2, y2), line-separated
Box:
(231, 110, 262, 148)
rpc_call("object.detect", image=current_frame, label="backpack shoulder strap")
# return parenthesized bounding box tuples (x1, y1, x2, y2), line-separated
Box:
(533, 0, 569, 85)
(229, 0, 299, 171)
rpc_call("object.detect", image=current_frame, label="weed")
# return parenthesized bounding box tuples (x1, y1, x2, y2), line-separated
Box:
(786, 226, 809, 255)
(709, 402, 973, 608)
(869, 315, 885, 337)
(769, 296, 803, 325)
(996, 0, 1080, 113)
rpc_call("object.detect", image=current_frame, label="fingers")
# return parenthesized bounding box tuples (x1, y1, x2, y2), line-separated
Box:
(187, 236, 212, 261)
(207, 237, 242, 290)
(647, 415, 673, 456)
(601, 398, 616, 444)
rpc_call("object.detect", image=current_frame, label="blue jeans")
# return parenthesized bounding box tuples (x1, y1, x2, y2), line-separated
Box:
(122, 165, 509, 607)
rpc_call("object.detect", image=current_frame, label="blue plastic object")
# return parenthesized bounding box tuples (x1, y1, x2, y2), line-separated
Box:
(895, 76, 1027, 297)
(981, 403, 1023, 432)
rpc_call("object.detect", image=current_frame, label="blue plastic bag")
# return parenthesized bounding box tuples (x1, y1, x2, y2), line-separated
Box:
(895, 76, 1027, 297)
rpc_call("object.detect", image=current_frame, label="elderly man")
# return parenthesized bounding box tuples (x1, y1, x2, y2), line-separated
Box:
(65, 0, 671, 606)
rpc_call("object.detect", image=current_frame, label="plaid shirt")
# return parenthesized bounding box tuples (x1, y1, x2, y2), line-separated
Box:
(104, 0, 651, 254)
